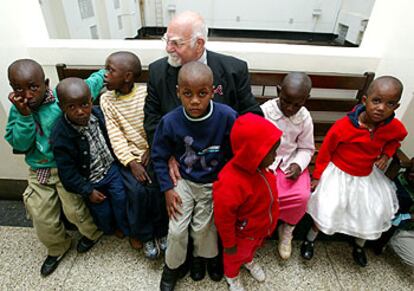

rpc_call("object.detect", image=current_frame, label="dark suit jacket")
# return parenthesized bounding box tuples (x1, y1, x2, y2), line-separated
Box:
(144, 50, 263, 145)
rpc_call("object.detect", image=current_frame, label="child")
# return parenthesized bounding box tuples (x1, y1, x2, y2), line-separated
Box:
(4, 59, 104, 276)
(301, 76, 408, 267)
(213, 113, 282, 291)
(372, 158, 414, 266)
(260, 72, 314, 260)
(52, 77, 129, 238)
(151, 61, 237, 290)
(100, 51, 168, 257)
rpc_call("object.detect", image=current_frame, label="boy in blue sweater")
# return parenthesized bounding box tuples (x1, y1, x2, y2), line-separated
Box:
(152, 62, 237, 291)
(52, 77, 129, 238)
(5, 59, 104, 277)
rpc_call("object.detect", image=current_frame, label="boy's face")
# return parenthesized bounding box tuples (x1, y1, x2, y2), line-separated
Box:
(61, 93, 93, 126)
(9, 69, 48, 110)
(104, 56, 128, 91)
(278, 86, 308, 117)
(362, 83, 400, 124)
(258, 141, 280, 169)
(177, 77, 214, 118)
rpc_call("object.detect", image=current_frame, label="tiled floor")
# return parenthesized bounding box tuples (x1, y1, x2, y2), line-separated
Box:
(0, 225, 413, 291)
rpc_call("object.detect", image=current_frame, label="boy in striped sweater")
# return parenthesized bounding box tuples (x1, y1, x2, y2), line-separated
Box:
(100, 51, 168, 259)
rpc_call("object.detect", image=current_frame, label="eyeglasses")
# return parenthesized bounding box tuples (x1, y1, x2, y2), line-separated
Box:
(161, 33, 195, 48)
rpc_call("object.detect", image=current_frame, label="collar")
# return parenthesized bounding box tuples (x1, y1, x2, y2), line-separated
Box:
(347, 104, 395, 128)
(65, 114, 98, 134)
(264, 98, 308, 124)
(196, 49, 207, 65)
(182, 100, 214, 122)
(113, 83, 138, 100)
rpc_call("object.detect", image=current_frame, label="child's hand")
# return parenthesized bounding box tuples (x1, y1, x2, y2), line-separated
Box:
(8, 92, 32, 116)
(375, 154, 389, 171)
(165, 189, 182, 220)
(310, 179, 319, 191)
(89, 189, 106, 203)
(168, 156, 182, 186)
(129, 160, 152, 183)
(286, 163, 301, 180)
(224, 245, 237, 254)
(142, 149, 150, 167)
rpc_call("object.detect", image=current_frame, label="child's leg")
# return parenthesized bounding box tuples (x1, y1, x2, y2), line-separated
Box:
(103, 164, 129, 236)
(23, 170, 71, 257)
(85, 197, 115, 235)
(300, 224, 320, 260)
(165, 179, 195, 269)
(55, 173, 102, 242)
(190, 182, 218, 260)
(352, 237, 368, 267)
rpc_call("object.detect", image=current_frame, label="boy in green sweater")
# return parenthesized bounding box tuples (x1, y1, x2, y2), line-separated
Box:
(5, 59, 104, 277)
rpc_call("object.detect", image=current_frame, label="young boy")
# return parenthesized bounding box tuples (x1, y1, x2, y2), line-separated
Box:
(100, 51, 168, 257)
(213, 113, 282, 291)
(152, 61, 237, 291)
(4, 59, 104, 277)
(52, 77, 129, 238)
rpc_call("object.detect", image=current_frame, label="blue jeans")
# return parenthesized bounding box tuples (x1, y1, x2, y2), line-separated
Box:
(120, 163, 168, 242)
(87, 163, 129, 236)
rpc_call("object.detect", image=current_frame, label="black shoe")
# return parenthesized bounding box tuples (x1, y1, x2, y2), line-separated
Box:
(40, 251, 67, 277)
(206, 256, 223, 282)
(352, 245, 368, 267)
(77, 235, 101, 253)
(300, 239, 314, 260)
(190, 257, 206, 281)
(177, 261, 189, 279)
(160, 265, 180, 291)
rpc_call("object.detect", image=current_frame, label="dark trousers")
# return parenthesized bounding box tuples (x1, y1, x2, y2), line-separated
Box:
(87, 163, 129, 236)
(120, 163, 168, 242)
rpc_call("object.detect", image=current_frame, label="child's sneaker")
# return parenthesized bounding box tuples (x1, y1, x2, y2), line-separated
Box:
(244, 260, 265, 282)
(144, 240, 159, 260)
(278, 224, 293, 260)
(158, 236, 168, 252)
(225, 275, 245, 291)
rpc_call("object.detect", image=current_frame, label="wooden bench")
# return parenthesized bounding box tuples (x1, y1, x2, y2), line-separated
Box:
(55, 64, 410, 174)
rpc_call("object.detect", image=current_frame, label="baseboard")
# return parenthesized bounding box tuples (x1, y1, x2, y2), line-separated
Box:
(0, 179, 27, 200)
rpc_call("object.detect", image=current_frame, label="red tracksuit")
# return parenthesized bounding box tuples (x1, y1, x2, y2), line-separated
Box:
(213, 113, 283, 278)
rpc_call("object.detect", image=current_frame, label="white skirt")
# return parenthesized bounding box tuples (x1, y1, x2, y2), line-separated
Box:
(307, 162, 399, 240)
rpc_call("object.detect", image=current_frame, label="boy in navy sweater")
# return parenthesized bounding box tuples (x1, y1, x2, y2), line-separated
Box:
(152, 62, 237, 291)
(52, 77, 129, 238)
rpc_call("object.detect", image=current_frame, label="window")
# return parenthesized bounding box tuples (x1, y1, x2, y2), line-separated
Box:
(90, 25, 99, 39)
(118, 15, 123, 30)
(78, 0, 94, 19)
(113, 0, 120, 10)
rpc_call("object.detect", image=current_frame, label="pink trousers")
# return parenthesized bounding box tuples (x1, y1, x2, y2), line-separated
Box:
(276, 168, 311, 225)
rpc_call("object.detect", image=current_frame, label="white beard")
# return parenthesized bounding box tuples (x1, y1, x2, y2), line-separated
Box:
(167, 52, 182, 67)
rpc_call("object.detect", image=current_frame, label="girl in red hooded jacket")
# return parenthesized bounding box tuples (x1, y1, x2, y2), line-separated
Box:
(213, 113, 282, 291)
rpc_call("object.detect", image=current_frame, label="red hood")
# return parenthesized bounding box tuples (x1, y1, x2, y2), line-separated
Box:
(230, 113, 282, 174)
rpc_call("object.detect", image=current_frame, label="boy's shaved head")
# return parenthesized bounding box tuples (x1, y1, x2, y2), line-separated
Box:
(178, 61, 213, 86)
(8, 59, 45, 81)
(107, 51, 142, 79)
(56, 77, 91, 104)
(281, 72, 312, 96)
(367, 76, 403, 100)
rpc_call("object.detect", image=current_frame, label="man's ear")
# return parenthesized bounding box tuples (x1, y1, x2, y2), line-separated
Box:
(362, 95, 367, 105)
(276, 85, 282, 96)
(195, 38, 205, 53)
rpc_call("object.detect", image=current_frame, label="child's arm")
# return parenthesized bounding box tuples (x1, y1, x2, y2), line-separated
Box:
(213, 180, 242, 251)
(4, 100, 36, 152)
(289, 115, 315, 174)
(84, 69, 106, 102)
(51, 126, 94, 199)
(312, 122, 342, 180)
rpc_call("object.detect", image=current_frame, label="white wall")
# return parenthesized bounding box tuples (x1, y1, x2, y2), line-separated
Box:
(39, 0, 70, 39)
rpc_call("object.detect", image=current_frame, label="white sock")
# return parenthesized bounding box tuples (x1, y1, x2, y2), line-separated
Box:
(306, 226, 319, 242)
(355, 238, 366, 248)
